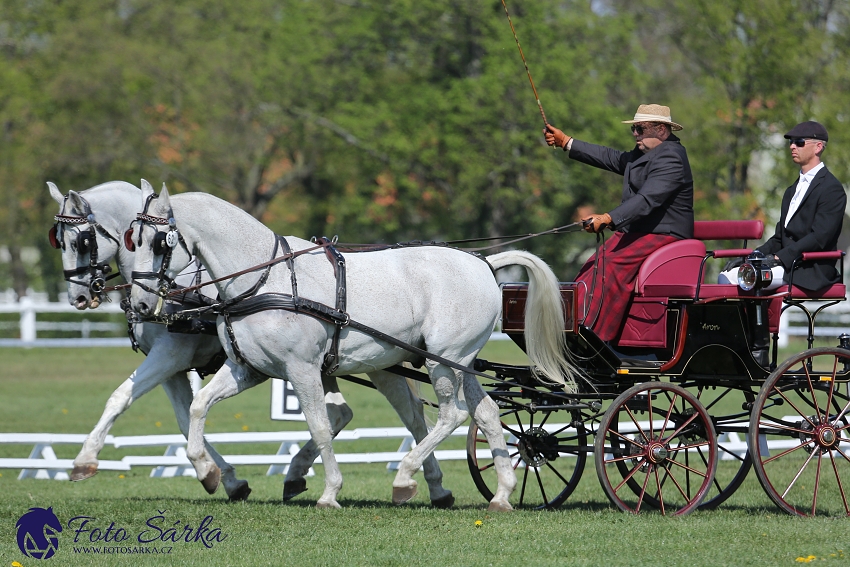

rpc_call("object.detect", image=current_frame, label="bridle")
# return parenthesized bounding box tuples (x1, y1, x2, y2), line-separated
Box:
(125, 192, 189, 302)
(48, 194, 122, 297)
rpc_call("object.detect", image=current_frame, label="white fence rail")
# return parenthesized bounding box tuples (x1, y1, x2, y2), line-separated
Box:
(2, 296, 849, 348)
(0, 421, 803, 482)
(0, 428, 473, 480)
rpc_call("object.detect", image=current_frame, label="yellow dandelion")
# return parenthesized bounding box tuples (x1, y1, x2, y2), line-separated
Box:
(118, 474, 125, 479)
(62, 408, 68, 414)
(13, 561, 24, 567)
(234, 412, 243, 419)
(241, 425, 250, 431)
(474, 520, 483, 527)
(155, 421, 162, 428)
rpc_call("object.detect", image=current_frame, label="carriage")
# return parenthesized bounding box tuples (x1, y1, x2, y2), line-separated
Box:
(466, 219, 850, 517)
(49, 182, 850, 517)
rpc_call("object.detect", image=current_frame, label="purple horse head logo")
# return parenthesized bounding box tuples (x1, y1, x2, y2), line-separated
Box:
(16, 507, 62, 559)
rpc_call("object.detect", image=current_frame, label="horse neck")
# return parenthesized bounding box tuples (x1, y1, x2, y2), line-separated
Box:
(171, 194, 279, 299)
(82, 183, 140, 282)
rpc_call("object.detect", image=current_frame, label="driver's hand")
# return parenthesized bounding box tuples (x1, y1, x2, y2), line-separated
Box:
(582, 213, 613, 233)
(544, 124, 571, 149)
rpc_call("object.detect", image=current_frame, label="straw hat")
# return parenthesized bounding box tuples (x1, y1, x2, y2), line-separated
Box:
(622, 104, 683, 131)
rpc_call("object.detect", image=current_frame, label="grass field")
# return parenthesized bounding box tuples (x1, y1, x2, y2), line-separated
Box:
(1, 342, 848, 566)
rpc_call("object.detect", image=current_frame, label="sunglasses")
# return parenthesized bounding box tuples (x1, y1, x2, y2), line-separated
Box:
(630, 124, 655, 135)
(788, 138, 813, 147)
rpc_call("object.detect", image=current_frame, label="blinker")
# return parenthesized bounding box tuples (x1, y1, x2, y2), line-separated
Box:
(123, 228, 136, 252)
(48, 225, 61, 249)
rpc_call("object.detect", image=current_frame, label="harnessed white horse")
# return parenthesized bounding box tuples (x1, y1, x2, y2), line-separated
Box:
(128, 184, 576, 510)
(50, 180, 455, 506)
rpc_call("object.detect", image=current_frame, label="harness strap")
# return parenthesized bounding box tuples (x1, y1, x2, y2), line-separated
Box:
(218, 292, 496, 381)
(315, 236, 347, 375)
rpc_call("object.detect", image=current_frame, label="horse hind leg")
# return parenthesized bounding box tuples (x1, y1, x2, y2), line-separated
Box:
(390, 364, 468, 507)
(369, 370, 454, 508)
(283, 376, 353, 501)
(463, 374, 516, 511)
(161, 373, 252, 502)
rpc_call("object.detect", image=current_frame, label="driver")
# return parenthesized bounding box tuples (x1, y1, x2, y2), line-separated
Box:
(545, 104, 694, 343)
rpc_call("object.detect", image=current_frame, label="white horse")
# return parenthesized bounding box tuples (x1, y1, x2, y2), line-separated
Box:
(128, 184, 576, 510)
(50, 180, 455, 506)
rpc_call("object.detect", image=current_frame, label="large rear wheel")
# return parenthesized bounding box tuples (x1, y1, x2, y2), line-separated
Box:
(595, 382, 718, 515)
(749, 347, 850, 517)
(467, 406, 588, 509)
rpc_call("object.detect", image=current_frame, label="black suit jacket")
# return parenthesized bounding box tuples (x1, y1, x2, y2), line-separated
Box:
(758, 165, 846, 290)
(568, 134, 694, 239)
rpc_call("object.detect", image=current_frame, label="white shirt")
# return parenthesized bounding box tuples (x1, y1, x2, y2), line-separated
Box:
(785, 162, 825, 227)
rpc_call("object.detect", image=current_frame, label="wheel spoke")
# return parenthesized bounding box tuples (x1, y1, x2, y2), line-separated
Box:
(780, 444, 818, 499)
(654, 466, 666, 515)
(624, 405, 651, 444)
(829, 450, 850, 514)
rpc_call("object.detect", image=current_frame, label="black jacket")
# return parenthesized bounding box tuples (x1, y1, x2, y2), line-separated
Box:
(758, 165, 846, 290)
(568, 134, 694, 239)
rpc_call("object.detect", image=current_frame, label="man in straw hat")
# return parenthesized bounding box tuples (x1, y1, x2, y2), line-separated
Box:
(544, 104, 693, 343)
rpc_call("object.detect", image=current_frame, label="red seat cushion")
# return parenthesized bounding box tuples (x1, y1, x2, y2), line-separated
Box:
(693, 220, 764, 241)
(635, 239, 706, 297)
(788, 283, 846, 300)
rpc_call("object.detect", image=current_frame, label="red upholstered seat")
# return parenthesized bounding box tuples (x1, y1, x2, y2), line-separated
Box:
(693, 220, 764, 241)
(788, 283, 846, 300)
(634, 239, 706, 297)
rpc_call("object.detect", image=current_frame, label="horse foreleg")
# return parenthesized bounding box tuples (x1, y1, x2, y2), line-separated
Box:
(71, 358, 170, 481)
(283, 375, 353, 501)
(287, 370, 343, 509)
(463, 374, 516, 512)
(186, 361, 265, 495)
(161, 373, 254, 502)
(370, 370, 454, 508)
(391, 365, 468, 506)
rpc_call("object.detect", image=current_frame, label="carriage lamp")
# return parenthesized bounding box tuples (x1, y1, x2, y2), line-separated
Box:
(737, 251, 773, 292)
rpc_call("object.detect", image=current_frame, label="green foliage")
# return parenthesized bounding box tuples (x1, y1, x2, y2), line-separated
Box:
(1, 0, 849, 290)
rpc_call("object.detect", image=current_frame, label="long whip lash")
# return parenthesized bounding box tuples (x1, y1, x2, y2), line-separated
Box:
(501, 0, 547, 126)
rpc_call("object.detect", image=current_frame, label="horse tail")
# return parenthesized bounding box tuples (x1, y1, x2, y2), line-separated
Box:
(486, 250, 579, 392)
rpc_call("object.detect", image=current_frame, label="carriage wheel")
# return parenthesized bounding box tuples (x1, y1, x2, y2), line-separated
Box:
(594, 382, 718, 515)
(693, 384, 755, 510)
(748, 347, 850, 517)
(466, 407, 588, 509)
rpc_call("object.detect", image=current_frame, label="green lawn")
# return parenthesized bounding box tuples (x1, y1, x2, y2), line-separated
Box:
(0, 343, 847, 566)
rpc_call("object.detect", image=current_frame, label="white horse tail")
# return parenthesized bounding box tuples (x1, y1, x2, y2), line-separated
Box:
(486, 250, 579, 392)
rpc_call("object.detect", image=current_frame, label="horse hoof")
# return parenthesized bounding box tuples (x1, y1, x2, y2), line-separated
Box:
(487, 499, 513, 512)
(283, 479, 308, 501)
(227, 480, 251, 502)
(392, 485, 417, 505)
(431, 493, 455, 509)
(200, 467, 221, 495)
(315, 500, 342, 509)
(70, 465, 98, 482)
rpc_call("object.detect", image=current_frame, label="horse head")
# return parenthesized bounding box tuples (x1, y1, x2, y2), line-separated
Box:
(48, 181, 134, 309)
(128, 181, 195, 318)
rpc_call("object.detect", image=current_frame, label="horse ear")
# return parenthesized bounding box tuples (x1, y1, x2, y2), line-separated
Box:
(47, 182, 64, 205)
(140, 179, 154, 201)
(67, 190, 86, 216)
(158, 182, 173, 213)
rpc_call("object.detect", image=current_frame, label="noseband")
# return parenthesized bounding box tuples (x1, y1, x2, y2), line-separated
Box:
(49, 195, 121, 296)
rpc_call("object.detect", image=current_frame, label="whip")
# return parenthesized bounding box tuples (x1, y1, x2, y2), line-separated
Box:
(500, 0, 548, 127)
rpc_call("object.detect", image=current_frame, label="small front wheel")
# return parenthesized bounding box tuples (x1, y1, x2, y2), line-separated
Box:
(594, 382, 718, 515)
(749, 347, 850, 517)
(467, 407, 588, 509)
